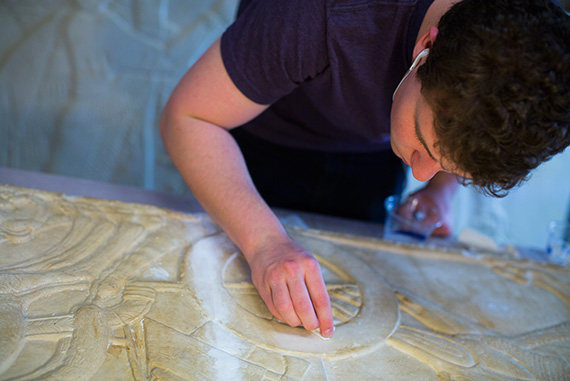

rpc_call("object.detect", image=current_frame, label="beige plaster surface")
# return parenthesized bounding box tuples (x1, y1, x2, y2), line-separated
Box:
(0, 185, 569, 380)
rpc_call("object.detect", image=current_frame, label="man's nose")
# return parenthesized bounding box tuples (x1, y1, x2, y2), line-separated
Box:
(411, 161, 440, 182)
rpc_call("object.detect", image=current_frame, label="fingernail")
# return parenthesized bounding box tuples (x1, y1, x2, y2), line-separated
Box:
(323, 327, 334, 337)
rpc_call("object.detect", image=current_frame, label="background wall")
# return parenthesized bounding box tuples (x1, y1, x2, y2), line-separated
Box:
(0, 0, 237, 195)
(1, 0, 569, 250)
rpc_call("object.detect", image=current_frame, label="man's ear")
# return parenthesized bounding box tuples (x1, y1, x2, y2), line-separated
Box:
(413, 26, 439, 59)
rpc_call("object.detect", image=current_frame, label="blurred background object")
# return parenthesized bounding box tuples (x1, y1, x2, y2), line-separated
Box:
(1, 0, 568, 250)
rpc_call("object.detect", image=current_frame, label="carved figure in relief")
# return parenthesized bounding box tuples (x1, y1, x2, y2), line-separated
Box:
(0, 187, 212, 379)
(390, 291, 570, 380)
(1, 186, 569, 380)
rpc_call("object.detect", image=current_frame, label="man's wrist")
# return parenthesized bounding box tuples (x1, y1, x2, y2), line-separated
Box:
(237, 220, 290, 262)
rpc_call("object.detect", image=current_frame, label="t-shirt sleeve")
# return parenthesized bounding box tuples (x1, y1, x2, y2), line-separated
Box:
(221, 0, 329, 105)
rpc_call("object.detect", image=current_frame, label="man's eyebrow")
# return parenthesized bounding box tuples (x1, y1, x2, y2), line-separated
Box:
(414, 109, 437, 161)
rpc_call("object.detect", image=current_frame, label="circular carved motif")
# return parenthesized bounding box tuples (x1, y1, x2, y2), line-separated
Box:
(188, 231, 399, 358)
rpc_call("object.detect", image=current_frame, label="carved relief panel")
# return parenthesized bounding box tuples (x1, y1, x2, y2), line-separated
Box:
(0, 186, 568, 380)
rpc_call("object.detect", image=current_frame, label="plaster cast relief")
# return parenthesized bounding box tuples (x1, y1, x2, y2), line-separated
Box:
(0, 185, 569, 380)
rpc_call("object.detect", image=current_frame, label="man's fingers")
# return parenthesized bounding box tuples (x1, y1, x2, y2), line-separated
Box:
(305, 267, 334, 337)
(287, 276, 319, 331)
(270, 282, 301, 327)
(260, 291, 285, 322)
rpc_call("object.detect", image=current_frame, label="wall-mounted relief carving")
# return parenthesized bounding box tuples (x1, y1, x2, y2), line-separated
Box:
(0, 185, 568, 380)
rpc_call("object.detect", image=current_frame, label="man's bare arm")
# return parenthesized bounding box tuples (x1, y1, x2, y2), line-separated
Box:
(160, 38, 334, 336)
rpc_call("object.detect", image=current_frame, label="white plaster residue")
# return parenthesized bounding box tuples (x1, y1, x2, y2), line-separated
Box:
(188, 234, 237, 324)
(207, 347, 243, 380)
(149, 267, 169, 280)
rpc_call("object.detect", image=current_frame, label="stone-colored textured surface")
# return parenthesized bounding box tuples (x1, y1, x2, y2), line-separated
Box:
(0, 185, 569, 380)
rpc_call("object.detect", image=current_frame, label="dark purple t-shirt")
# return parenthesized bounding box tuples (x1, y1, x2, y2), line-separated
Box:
(221, 0, 434, 152)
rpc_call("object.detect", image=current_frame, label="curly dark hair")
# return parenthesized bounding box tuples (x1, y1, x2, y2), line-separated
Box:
(417, 0, 570, 196)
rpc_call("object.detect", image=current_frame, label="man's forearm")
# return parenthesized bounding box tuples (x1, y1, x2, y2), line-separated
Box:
(160, 114, 287, 257)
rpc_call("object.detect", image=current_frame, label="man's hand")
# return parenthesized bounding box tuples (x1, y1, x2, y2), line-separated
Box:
(247, 235, 335, 337)
(411, 172, 458, 237)
(407, 188, 452, 236)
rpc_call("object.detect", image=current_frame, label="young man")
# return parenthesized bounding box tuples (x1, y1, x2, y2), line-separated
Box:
(160, 0, 570, 337)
